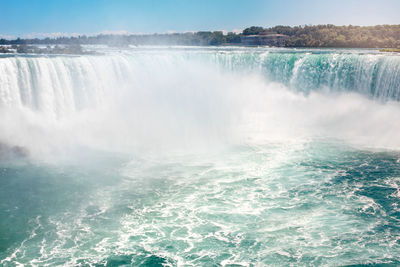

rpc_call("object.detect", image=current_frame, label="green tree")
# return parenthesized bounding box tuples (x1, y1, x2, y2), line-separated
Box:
(242, 26, 264, 35)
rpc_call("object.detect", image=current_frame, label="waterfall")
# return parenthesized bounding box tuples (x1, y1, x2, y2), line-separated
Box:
(1, 48, 400, 159)
(1, 51, 400, 116)
(261, 52, 400, 100)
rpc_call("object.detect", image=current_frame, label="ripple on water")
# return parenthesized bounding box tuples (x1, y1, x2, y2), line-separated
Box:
(1, 142, 399, 266)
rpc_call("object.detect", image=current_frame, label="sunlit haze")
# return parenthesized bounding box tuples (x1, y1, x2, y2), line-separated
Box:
(0, 0, 399, 38)
(1, 1, 400, 266)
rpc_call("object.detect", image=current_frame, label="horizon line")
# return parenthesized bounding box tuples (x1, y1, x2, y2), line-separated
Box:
(1, 23, 400, 41)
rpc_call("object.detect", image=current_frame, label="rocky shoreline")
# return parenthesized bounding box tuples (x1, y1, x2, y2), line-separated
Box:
(380, 48, 400, 52)
(0, 44, 96, 55)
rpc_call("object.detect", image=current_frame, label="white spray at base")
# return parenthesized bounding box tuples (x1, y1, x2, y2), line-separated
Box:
(1, 49, 400, 161)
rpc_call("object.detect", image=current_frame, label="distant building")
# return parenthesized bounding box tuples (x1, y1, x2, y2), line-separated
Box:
(241, 33, 289, 46)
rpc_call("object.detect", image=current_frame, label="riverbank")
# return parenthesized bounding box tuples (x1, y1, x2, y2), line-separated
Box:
(1, 25, 400, 48)
(380, 48, 400, 52)
(0, 44, 97, 55)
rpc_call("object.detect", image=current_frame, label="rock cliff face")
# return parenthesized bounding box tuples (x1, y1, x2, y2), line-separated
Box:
(241, 34, 289, 46)
(0, 143, 28, 160)
(0, 46, 12, 53)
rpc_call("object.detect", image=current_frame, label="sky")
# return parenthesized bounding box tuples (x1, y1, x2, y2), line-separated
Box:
(0, 0, 399, 38)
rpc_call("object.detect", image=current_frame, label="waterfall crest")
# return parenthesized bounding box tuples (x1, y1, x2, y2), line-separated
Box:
(1, 50, 400, 117)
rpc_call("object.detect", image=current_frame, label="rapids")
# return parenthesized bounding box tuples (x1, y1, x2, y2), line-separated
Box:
(0, 47, 399, 266)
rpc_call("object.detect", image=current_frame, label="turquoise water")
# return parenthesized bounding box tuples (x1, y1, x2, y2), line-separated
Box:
(1, 143, 399, 266)
(1, 47, 400, 266)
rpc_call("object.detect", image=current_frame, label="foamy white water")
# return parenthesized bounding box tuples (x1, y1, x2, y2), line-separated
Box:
(0, 47, 399, 266)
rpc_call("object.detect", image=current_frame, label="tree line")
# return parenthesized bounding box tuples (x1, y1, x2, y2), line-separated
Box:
(0, 25, 399, 48)
(269, 24, 400, 48)
(0, 31, 241, 46)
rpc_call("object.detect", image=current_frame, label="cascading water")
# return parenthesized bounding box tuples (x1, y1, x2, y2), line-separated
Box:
(0, 47, 400, 266)
(261, 52, 400, 100)
(2, 49, 400, 111)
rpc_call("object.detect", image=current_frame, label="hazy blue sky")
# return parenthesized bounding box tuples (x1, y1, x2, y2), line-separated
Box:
(1, 0, 399, 37)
